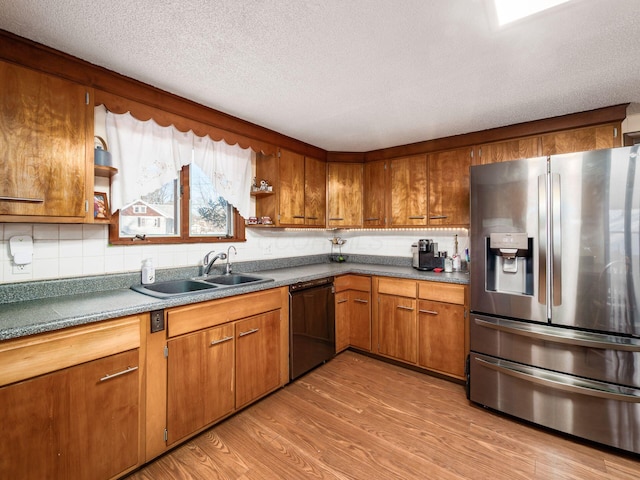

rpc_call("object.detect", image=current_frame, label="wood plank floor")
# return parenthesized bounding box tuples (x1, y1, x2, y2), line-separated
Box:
(126, 351, 640, 479)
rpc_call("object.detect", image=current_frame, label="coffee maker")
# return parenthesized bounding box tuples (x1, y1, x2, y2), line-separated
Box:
(412, 239, 444, 271)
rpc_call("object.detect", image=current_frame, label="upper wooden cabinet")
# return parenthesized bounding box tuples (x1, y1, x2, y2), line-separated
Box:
(427, 147, 472, 226)
(390, 154, 428, 227)
(474, 136, 540, 165)
(327, 163, 363, 228)
(363, 160, 387, 227)
(0, 60, 93, 223)
(541, 123, 621, 155)
(255, 149, 326, 227)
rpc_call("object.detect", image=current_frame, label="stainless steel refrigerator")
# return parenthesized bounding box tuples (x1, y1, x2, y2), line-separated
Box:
(469, 146, 640, 454)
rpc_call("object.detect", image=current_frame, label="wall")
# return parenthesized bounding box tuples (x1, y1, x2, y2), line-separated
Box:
(0, 223, 468, 284)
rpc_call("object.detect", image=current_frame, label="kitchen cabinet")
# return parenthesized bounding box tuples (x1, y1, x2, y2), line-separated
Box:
(327, 162, 363, 228)
(390, 154, 428, 226)
(417, 282, 467, 379)
(166, 323, 234, 444)
(363, 160, 387, 227)
(376, 278, 418, 363)
(0, 316, 142, 480)
(427, 147, 472, 226)
(541, 123, 621, 155)
(235, 310, 281, 408)
(335, 275, 372, 352)
(372, 277, 468, 380)
(0, 60, 93, 223)
(474, 136, 540, 165)
(255, 149, 326, 227)
(155, 288, 288, 454)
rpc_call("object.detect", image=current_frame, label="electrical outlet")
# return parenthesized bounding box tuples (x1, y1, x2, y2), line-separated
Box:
(264, 243, 273, 256)
(150, 309, 165, 333)
(12, 263, 32, 275)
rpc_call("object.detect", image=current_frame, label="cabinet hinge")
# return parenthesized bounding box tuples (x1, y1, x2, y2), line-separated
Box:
(614, 127, 618, 138)
(85, 199, 89, 213)
(277, 150, 281, 158)
(471, 150, 475, 159)
(164, 429, 168, 442)
(163, 345, 169, 358)
(85, 92, 90, 105)
(464, 309, 468, 319)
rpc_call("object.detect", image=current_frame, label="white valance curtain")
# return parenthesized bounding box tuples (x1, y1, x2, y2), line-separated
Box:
(105, 111, 253, 218)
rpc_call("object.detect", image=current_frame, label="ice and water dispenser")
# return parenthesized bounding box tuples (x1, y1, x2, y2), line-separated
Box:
(485, 232, 534, 296)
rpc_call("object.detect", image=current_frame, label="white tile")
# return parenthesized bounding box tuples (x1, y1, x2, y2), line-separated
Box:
(82, 224, 107, 241)
(33, 224, 59, 240)
(83, 237, 106, 257)
(3, 224, 33, 240)
(34, 239, 59, 259)
(59, 259, 83, 278)
(82, 256, 105, 276)
(59, 224, 83, 240)
(104, 253, 125, 274)
(35, 258, 60, 280)
(59, 239, 84, 258)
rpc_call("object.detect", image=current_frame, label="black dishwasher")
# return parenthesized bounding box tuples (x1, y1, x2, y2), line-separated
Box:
(289, 277, 335, 380)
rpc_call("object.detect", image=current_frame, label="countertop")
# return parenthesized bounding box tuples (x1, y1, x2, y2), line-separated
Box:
(0, 261, 468, 341)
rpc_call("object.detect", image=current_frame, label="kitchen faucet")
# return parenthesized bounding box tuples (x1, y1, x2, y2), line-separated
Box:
(203, 250, 227, 275)
(225, 246, 237, 274)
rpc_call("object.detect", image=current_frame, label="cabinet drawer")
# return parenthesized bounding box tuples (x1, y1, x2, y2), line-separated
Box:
(335, 275, 371, 292)
(0, 315, 141, 387)
(377, 277, 416, 297)
(418, 282, 465, 305)
(167, 288, 283, 337)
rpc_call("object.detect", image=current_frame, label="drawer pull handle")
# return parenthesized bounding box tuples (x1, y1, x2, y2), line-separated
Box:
(239, 328, 259, 337)
(408, 215, 426, 219)
(0, 196, 45, 203)
(329, 217, 344, 221)
(419, 309, 439, 315)
(354, 299, 369, 304)
(364, 217, 380, 221)
(100, 366, 138, 382)
(210, 335, 234, 346)
(306, 216, 319, 220)
(293, 215, 305, 219)
(396, 305, 414, 311)
(429, 215, 448, 220)
(337, 299, 348, 304)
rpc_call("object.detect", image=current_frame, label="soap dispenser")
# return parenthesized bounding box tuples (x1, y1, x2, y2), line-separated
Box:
(141, 258, 155, 284)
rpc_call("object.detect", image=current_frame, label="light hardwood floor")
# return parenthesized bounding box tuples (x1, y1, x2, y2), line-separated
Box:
(127, 351, 640, 479)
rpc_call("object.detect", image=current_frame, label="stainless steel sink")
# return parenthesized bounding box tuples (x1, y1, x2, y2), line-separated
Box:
(203, 273, 273, 286)
(131, 279, 218, 298)
(131, 274, 273, 298)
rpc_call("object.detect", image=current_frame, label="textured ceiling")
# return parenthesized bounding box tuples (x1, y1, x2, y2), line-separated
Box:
(1, 0, 640, 151)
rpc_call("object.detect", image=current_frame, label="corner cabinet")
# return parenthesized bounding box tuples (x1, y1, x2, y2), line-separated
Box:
(335, 275, 372, 352)
(327, 163, 363, 228)
(0, 315, 143, 480)
(0, 60, 93, 223)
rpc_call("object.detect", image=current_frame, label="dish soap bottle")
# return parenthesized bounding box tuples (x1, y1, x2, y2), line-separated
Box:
(142, 258, 155, 285)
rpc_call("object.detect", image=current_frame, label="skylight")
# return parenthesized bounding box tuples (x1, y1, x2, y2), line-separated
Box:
(494, 0, 570, 25)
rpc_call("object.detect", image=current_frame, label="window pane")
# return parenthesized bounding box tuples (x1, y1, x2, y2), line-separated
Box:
(119, 178, 179, 237)
(190, 163, 230, 236)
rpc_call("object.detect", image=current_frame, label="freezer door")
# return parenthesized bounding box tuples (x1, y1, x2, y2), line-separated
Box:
(470, 157, 548, 323)
(551, 147, 640, 335)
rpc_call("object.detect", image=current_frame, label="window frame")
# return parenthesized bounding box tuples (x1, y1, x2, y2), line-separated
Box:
(109, 165, 246, 245)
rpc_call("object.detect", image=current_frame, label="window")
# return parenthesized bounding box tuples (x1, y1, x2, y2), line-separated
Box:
(105, 111, 251, 245)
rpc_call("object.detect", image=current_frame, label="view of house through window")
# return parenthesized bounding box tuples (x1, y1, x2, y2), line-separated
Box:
(118, 178, 179, 237)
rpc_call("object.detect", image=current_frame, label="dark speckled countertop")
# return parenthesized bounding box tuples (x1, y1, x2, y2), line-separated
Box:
(0, 255, 468, 341)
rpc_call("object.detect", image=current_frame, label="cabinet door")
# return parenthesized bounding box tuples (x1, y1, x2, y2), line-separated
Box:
(236, 310, 280, 408)
(350, 290, 371, 351)
(390, 154, 427, 226)
(541, 123, 621, 155)
(327, 162, 363, 228)
(0, 60, 90, 219)
(304, 156, 326, 226)
(428, 147, 471, 226)
(378, 294, 417, 363)
(476, 136, 540, 165)
(0, 368, 69, 479)
(335, 291, 350, 352)
(278, 149, 305, 225)
(418, 300, 465, 378)
(69, 349, 139, 480)
(363, 160, 386, 227)
(167, 323, 234, 444)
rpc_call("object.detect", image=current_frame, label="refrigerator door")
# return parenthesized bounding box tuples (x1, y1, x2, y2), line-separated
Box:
(551, 147, 640, 335)
(470, 157, 548, 323)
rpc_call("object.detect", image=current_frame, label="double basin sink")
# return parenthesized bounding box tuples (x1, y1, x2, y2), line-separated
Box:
(131, 273, 274, 298)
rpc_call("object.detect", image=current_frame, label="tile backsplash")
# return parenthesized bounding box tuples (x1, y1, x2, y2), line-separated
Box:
(0, 223, 468, 284)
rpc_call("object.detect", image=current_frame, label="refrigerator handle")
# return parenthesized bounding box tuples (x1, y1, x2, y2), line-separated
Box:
(538, 174, 547, 307)
(551, 173, 562, 307)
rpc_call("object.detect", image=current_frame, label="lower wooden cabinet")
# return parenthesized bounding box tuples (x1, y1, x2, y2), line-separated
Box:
(373, 277, 467, 380)
(0, 349, 140, 480)
(335, 275, 372, 353)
